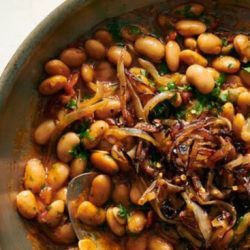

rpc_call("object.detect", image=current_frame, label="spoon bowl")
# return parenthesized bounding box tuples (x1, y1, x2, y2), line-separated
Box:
(67, 172, 99, 240)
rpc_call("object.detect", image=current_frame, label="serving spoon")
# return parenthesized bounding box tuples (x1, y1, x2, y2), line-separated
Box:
(66, 171, 99, 240)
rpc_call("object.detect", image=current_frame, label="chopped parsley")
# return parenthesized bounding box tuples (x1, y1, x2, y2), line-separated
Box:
(128, 25, 142, 35)
(140, 69, 148, 76)
(149, 101, 170, 120)
(69, 144, 88, 159)
(158, 61, 170, 75)
(228, 63, 233, 69)
(118, 204, 128, 219)
(175, 5, 198, 19)
(65, 99, 77, 110)
(221, 37, 228, 47)
(76, 120, 93, 141)
(220, 92, 229, 102)
(106, 19, 128, 42)
(167, 81, 177, 90)
(158, 81, 177, 92)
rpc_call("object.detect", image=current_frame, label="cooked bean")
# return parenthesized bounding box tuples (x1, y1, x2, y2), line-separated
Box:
(77, 201, 105, 226)
(130, 182, 143, 205)
(70, 158, 87, 178)
(24, 158, 46, 193)
(45, 59, 70, 77)
(107, 46, 132, 67)
(179, 49, 208, 66)
(148, 236, 174, 250)
(197, 33, 222, 54)
(94, 29, 113, 46)
(220, 87, 246, 103)
(237, 91, 250, 107)
(34, 119, 56, 145)
(206, 67, 220, 80)
(233, 113, 246, 136)
(47, 162, 69, 190)
(221, 102, 235, 122)
(57, 132, 80, 162)
(106, 207, 126, 236)
(212, 56, 240, 73)
(53, 187, 67, 204)
(134, 36, 165, 62)
(79, 238, 97, 250)
(241, 118, 250, 142)
(233, 34, 250, 62)
(186, 64, 215, 94)
(81, 64, 94, 83)
(60, 48, 87, 67)
(165, 41, 180, 72)
(45, 200, 65, 227)
(95, 98, 121, 119)
(48, 223, 76, 244)
(239, 69, 250, 87)
(85, 39, 106, 60)
(39, 75, 67, 95)
(112, 183, 130, 206)
(82, 120, 109, 149)
(184, 37, 197, 50)
(173, 3, 204, 17)
(127, 211, 147, 234)
(16, 190, 37, 219)
(89, 174, 112, 206)
(175, 20, 206, 37)
(126, 233, 148, 250)
(90, 151, 119, 175)
(95, 61, 116, 82)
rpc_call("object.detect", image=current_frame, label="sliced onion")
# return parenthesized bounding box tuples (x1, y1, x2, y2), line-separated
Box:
(136, 176, 179, 225)
(138, 178, 183, 205)
(78, 82, 104, 109)
(117, 51, 128, 119)
(86, 81, 117, 97)
(104, 127, 159, 147)
(127, 79, 146, 121)
(177, 225, 202, 248)
(224, 154, 243, 170)
(234, 212, 250, 244)
(143, 91, 174, 121)
(225, 153, 250, 170)
(138, 58, 171, 86)
(182, 192, 212, 246)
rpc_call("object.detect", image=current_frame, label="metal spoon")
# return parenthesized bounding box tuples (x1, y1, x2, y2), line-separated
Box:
(66, 171, 99, 240)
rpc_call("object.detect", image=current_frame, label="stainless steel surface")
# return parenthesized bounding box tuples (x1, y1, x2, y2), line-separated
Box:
(0, 0, 250, 249)
(67, 172, 98, 241)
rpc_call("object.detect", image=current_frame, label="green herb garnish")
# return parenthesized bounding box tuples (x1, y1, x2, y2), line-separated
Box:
(175, 5, 198, 18)
(140, 69, 148, 76)
(66, 99, 77, 110)
(221, 37, 228, 47)
(128, 25, 142, 35)
(76, 120, 93, 140)
(158, 61, 170, 75)
(69, 144, 88, 159)
(118, 204, 128, 219)
(167, 81, 177, 90)
(228, 63, 233, 69)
